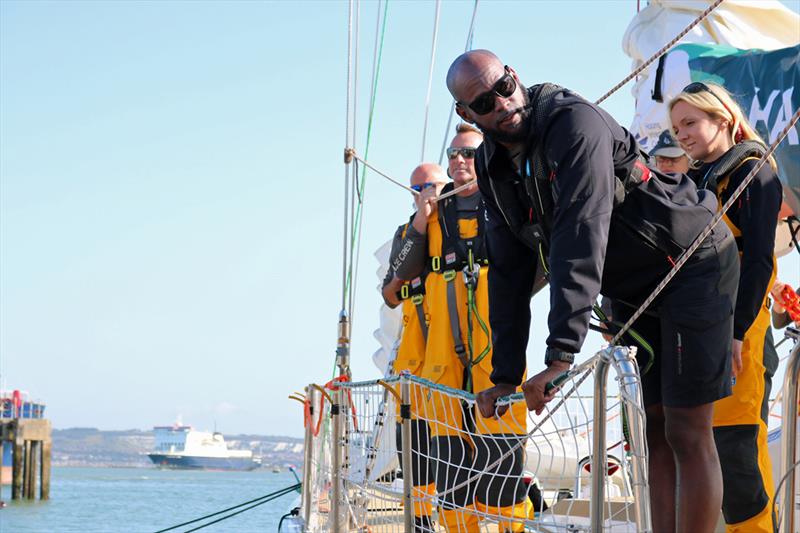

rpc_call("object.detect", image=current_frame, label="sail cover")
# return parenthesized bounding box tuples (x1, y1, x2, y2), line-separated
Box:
(623, 0, 800, 214)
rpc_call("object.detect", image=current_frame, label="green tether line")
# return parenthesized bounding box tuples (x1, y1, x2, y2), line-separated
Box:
(343, 0, 390, 299)
(464, 250, 491, 393)
(593, 303, 655, 375)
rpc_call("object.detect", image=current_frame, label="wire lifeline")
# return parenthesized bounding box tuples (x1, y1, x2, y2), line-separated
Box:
(420, 0, 442, 162)
(153, 483, 301, 533)
(595, 0, 725, 105)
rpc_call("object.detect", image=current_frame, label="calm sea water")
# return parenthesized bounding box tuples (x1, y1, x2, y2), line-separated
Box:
(0, 467, 302, 533)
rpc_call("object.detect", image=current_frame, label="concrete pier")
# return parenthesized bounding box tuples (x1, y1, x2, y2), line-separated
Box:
(1, 418, 51, 500)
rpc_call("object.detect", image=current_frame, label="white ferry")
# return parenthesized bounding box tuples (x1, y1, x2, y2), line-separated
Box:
(147, 425, 260, 471)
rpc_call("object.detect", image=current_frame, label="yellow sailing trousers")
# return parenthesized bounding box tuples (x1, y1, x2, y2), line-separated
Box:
(712, 264, 777, 533)
(393, 296, 429, 422)
(392, 288, 435, 519)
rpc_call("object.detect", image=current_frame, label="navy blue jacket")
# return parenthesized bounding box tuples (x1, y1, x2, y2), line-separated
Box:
(477, 86, 720, 386)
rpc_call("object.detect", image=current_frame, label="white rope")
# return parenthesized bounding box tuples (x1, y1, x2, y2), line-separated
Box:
(349, 151, 475, 200)
(419, 0, 442, 163)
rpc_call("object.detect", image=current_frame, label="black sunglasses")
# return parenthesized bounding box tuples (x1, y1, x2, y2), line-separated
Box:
(446, 147, 477, 160)
(683, 81, 729, 110)
(461, 66, 517, 116)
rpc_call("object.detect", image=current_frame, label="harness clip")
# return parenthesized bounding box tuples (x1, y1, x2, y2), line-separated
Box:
(462, 263, 480, 289)
(400, 284, 409, 300)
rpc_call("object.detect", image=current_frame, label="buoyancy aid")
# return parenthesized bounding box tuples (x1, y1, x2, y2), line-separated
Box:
(422, 193, 528, 437)
(430, 182, 489, 273)
(482, 83, 656, 277)
(698, 140, 767, 194)
(429, 185, 490, 385)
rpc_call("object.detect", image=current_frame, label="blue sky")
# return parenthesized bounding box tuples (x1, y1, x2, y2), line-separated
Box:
(1, 0, 798, 437)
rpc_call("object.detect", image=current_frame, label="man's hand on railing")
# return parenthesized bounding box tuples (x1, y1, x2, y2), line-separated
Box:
(476, 383, 517, 419)
(522, 362, 570, 415)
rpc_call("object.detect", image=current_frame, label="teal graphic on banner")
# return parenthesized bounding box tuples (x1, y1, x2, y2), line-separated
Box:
(675, 43, 799, 214)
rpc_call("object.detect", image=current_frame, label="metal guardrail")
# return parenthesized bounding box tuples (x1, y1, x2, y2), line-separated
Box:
(298, 345, 653, 532)
(592, 346, 652, 532)
(780, 327, 800, 533)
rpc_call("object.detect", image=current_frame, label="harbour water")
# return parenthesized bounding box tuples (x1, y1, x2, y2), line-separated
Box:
(0, 467, 301, 532)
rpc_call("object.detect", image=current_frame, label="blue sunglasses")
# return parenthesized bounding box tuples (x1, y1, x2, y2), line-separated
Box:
(410, 182, 436, 193)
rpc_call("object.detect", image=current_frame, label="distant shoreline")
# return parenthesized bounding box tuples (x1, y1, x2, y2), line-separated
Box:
(50, 428, 304, 470)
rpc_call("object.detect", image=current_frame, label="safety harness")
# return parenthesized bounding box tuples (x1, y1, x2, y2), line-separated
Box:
(397, 218, 430, 341)
(431, 183, 491, 393)
(699, 140, 768, 252)
(399, 274, 429, 341)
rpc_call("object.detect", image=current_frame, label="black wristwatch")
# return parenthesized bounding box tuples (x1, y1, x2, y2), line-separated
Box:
(544, 347, 575, 366)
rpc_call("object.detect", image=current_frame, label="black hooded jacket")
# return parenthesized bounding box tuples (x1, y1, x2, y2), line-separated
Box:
(477, 85, 721, 386)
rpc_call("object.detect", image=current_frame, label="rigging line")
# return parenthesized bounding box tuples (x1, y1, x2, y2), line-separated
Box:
(342, 0, 354, 312)
(607, 107, 800, 348)
(595, 0, 724, 105)
(153, 483, 301, 533)
(438, 0, 480, 165)
(420, 0, 442, 162)
(181, 485, 301, 533)
(351, 152, 419, 195)
(350, 0, 388, 324)
(349, 151, 475, 200)
(343, 0, 389, 313)
(348, 0, 361, 318)
(352, 166, 366, 324)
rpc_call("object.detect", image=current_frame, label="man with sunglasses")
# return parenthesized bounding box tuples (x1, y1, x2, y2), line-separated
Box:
(381, 162, 447, 532)
(385, 125, 532, 531)
(447, 50, 740, 532)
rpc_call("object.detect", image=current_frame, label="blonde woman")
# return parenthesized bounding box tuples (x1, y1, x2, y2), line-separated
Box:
(670, 82, 782, 533)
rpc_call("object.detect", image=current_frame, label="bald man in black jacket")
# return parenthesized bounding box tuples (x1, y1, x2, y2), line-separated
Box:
(446, 49, 739, 532)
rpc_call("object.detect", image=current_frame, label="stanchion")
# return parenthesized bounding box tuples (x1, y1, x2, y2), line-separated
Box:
(331, 387, 344, 533)
(400, 375, 414, 532)
(780, 328, 800, 533)
(301, 385, 316, 531)
(591, 346, 652, 533)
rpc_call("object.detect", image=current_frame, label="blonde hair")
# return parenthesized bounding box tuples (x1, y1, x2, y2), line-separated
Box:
(455, 122, 483, 137)
(668, 83, 776, 171)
